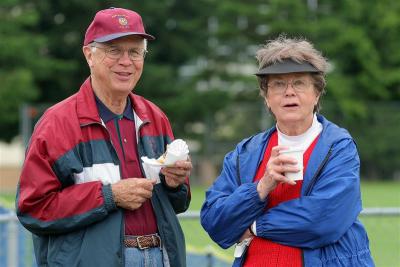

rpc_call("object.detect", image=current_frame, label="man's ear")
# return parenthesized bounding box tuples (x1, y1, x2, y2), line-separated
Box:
(82, 46, 94, 67)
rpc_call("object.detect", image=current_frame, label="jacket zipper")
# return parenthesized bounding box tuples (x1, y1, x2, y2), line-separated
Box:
(236, 130, 275, 185)
(304, 147, 332, 196)
(136, 120, 150, 180)
(81, 121, 125, 266)
(135, 120, 168, 254)
(300, 147, 332, 267)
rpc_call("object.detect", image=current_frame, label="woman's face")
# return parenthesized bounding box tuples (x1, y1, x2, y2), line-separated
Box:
(265, 72, 320, 134)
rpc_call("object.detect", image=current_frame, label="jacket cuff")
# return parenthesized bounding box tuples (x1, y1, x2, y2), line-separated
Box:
(251, 221, 257, 236)
(159, 173, 183, 192)
(102, 184, 117, 212)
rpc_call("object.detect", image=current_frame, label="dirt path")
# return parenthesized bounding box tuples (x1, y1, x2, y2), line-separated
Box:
(0, 166, 21, 192)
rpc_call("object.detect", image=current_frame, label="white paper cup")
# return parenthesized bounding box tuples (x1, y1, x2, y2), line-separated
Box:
(280, 148, 304, 181)
(141, 161, 161, 184)
(164, 151, 188, 165)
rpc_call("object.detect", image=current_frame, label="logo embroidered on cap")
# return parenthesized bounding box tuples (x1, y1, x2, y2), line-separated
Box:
(112, 15, 129, 28)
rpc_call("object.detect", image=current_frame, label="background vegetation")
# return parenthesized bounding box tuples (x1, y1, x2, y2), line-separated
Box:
(1, 0, 400, 179)
(1, 3, 399, 267)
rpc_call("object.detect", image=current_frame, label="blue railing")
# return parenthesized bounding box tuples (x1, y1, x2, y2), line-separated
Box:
(0, 207, 230, 267)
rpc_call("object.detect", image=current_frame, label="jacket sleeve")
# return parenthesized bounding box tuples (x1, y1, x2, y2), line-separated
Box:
(254, 138, 362, 249)
(16, 133, 117, 236)
(200, 149, 266, 249)
(160, 174, 191, 214)
(160, 116, 191, 214)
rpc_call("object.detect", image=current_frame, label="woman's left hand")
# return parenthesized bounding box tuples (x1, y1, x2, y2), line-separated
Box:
(161, 159, 192, 188)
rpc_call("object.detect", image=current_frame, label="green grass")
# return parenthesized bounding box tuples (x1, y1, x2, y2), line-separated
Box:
(360, 217, 399, 265)
(0, 193, 15, 209)
(182, 186, 234, 263)
(360, 181, 400, 207)
(359, 181, 400, 266)
(2, 181, 399, 266)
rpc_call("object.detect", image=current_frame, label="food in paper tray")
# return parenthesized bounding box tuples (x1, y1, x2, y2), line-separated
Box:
(158, 139, 189, 165)
(141, 139, 189, 166)
(157, 153, 166, 164)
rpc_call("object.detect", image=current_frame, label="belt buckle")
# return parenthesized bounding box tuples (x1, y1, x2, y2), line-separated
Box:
(136, 236, 149, 250)
(153, 234, 161, 249)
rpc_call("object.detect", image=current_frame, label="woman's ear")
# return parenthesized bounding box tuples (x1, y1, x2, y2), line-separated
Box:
(315, 93, 321, 106)
(265, 98, 270, 109)
(82, 46, 94, 67)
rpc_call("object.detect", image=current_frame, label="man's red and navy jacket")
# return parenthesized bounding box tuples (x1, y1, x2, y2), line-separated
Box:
(16, 78, 191, 267)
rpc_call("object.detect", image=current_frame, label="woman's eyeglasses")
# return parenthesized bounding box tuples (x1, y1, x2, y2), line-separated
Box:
(266, 78, 312, 94)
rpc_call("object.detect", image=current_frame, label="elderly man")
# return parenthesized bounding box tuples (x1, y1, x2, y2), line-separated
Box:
(16, 7, 191, 267)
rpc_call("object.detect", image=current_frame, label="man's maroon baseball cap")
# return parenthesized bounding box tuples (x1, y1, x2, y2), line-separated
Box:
(84, 7, 155, 46)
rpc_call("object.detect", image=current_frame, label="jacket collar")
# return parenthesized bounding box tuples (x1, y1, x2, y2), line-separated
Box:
(76, 77, 150, 125)
(237, 127, 275, 185)
(95, 95, 134, 122)
(237, 115, 352, 191)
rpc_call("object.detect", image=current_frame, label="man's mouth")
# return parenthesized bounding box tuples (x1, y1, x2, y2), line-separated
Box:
(115, 72, 131, 77)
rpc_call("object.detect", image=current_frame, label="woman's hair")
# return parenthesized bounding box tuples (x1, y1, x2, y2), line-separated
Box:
(256, 35, 329, 113)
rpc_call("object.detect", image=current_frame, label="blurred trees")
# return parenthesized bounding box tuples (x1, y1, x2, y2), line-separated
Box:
(0, 1, 45, 141)
(1, 0, 399, 178)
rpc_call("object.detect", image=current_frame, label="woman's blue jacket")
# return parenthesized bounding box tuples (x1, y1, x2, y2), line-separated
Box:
(201, 115, 374, 266)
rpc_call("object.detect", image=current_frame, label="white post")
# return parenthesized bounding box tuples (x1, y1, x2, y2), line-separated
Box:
(7, 219, 18, 267)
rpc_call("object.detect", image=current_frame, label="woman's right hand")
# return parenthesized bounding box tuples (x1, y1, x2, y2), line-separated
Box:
(257, 145, 299, 201)
(239, 228, 254, 242)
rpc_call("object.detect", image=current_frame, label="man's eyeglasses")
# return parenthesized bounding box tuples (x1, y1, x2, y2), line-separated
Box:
(266, 78, 312, 94)
(91, 44, 147, 61)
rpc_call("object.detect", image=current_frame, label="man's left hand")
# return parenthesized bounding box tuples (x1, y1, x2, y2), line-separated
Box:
(161, 159, 192, 188)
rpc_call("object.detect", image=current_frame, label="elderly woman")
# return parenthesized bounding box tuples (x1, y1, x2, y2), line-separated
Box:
(200, 36, 374, 267)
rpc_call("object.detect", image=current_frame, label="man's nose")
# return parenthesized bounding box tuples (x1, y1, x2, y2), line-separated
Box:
(118, 51, 133, 65)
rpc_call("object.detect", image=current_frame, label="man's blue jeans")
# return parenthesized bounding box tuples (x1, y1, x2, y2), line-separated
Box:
(124, 247, 164, 267)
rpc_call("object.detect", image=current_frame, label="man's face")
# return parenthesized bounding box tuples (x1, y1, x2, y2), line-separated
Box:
(84, 35, 146, 96)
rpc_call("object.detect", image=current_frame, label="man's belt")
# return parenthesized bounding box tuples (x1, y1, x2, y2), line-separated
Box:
(124, 234, 161, 249)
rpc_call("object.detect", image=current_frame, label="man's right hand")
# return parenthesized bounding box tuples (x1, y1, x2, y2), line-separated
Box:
(111, 178, 157, 210)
